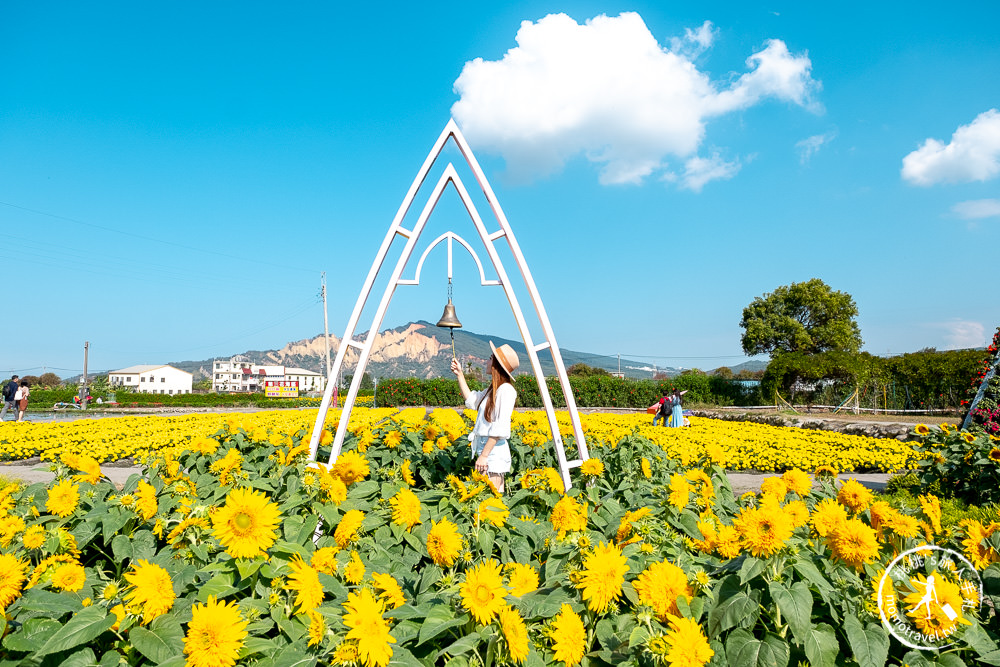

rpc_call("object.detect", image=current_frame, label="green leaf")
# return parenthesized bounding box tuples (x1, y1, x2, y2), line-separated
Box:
(433, 632, 483, 661)
(964, 622, 1000, 657)
(767, 581, 812, 644)
(628, 625, 651, 649)
(2, 617, 62, 653)
(934, 655, 967, 667)
(101, 508, 131, 543)
(417, 606, 469, 646)
(130, 616, 184, 663)
(708, 575, 761, 636)
(34, 606, 117, 657)
(17, 589, 81, 615)
(739, 557, 767, 585)
(388, 646, 427, 667)
(725, 629, 790, 667)
(132, 529, 157, 561)
(514, 587, 574, 620)
(111, 533, 134, 562)
(59, 647, 100, 667)
(199, 572, 239, 601)
(236, 558, 264, 581)
(842, 614, 888, 667)
(803, 622, 839, 667)
(791, 557, 835, 605)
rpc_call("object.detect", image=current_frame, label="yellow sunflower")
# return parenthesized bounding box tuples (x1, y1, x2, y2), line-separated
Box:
(919, 494, 942, 534)
(0, 554, 28, 608)
(426, 519, 462, 567)
(811, 498, 848, 537)
(733, 505, 793, 558)
(827, 519, 880, 570)
(715, 524, 742, 559)
(136, 480, 159, 521)
(307, 610, 326, 647)
(667, 475, 691, 510)
(333, 450, 370, 486)
(914, 424, 931, 435)
(286, 557, 324, 613)
(211, 487, 282, 559)
(782, 468, 812, 496)
(389, 488, 422, 531)
(498, 605, 529, 664)
(477, 497, 509, 527)
(401, 460, 416, 486)
(641, 458, 652, 479)
(335, 510, 365, 548)
(902, 572, 969, 637)
(345, 551, 365, 584)
(580, 458, 604, 477)
(505, 563, 539, 597)
(550, 496, 587, 538)
(21, 525, 45, 550)
(311, 546, 339, 576)
(461, 560, 507, 625)
(183, 596, 248, 667)
(577, 541, 629, 613)
(960, 519, 1000, 570)
(550, 604, 586, 666)
(664, 616, 714, 667)
(343, 587, 396, 667)
(46, 479, 79, 518)
(989, 447, 1000, 463)
(372, 572, 406, 609)
(633, 560, 691, 621)
(961, 431, 976, 444)
(759, 476, 788, 501)
(123, 560, 176, 624)
(837, 479, 874, 513)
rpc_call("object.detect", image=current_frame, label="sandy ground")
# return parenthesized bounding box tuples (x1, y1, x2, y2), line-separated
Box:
(0, 460, 889, 495)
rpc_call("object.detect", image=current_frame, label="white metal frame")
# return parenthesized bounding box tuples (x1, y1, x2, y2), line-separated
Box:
(307, 120, 589, 490)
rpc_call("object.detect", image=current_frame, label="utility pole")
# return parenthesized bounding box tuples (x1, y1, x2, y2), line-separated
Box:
(81, 341, 89, 409)
(321, 272, 334, 404)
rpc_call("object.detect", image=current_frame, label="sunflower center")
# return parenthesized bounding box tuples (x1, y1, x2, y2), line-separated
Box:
(234, 513, 253, 531)
(474, 584, 493, 604)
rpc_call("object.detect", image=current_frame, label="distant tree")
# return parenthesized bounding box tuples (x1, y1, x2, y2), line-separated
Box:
(37, 372, 62, 388)
(343, 372, 375, 391)
(681, 368, 706, 376)
(652, 371, 671, 381)
(567, 363, 611, 378)
(712, 366, 734, 379)
(20, 375, 40, 386)
(193, 378, 212, 392)
(464, 360, 485, 384)
(740, 278, 862, 356)
(735, 369, 766, 380)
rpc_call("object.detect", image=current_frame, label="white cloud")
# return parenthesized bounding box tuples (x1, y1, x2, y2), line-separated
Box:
(451, 12, 820, 187)
(951, 198, 1000, 220)
(681, 153, 741, 191)
(938, 320, 987, 350)
(669, 20, 717, 58)
(902, 109, 1000, 186)
(795, 131, 835, 164)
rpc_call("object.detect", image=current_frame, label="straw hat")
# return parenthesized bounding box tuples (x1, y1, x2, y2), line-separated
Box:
(489, 341, 519, 378)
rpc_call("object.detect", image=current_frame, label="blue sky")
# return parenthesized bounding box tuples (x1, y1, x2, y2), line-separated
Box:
(2, 1, 998, 377)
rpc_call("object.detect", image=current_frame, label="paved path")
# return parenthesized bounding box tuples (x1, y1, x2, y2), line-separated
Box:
(1, 461, 890, 494)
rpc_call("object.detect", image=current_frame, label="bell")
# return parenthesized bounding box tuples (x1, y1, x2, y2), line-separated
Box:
(436, 299, 462, 329)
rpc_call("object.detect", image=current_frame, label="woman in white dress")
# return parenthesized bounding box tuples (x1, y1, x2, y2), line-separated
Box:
(451, 341, 519, 492)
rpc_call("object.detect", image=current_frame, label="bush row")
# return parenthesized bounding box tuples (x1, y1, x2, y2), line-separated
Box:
(375, 374, 759, 408)
(10, 389, 371, 410)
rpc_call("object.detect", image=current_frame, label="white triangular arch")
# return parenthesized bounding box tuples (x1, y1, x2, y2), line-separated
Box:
(307, 120, 590, 490)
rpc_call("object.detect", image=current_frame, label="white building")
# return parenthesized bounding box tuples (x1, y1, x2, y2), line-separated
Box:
(109, 365, 194, 395)
(212, 356, 325, 394)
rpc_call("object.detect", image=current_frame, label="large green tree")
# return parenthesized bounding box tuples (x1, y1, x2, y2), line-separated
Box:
(740, 278, 862, 356)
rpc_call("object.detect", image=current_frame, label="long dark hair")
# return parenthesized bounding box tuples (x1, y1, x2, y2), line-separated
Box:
(478, 356, 513, 423)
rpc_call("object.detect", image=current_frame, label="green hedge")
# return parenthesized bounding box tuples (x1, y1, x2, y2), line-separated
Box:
(15, 389, 326, 410)
(375, 374, 759, 408)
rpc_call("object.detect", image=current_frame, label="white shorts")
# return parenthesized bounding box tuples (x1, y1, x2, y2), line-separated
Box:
(472, 438, 511, 474)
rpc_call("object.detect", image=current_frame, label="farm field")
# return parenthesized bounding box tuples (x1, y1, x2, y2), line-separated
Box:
(0, 407, 919, 473)
(0, 404, 998, 666)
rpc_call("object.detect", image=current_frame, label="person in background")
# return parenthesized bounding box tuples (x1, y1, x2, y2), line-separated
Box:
(451, 341, 519, 493)
(15, 380, 30, 422)
(651, 391, 671, 427)
(0, 374, 18, 421)
(669, 388, 688, 428)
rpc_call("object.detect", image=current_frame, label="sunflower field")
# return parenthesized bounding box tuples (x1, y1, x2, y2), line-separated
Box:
(0, 408, 918, 473)
(2, 411, 1000, 666)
